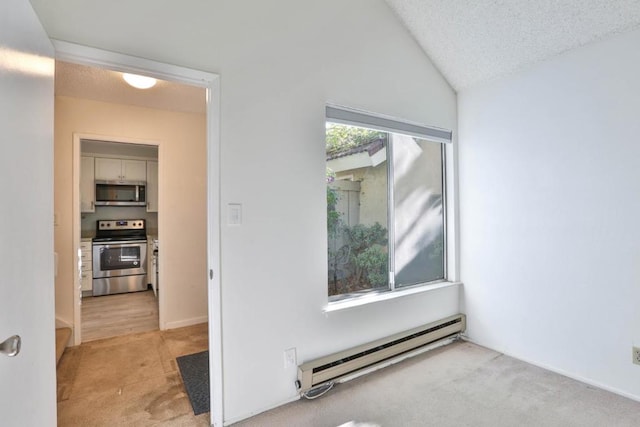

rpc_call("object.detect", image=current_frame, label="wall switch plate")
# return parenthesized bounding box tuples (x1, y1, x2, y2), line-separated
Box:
(228, 203, 242, 226)
(632, 347, 640, 365)
(284, 348, 297, 369)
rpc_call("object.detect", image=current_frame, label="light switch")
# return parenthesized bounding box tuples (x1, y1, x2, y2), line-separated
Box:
(228, 203, 242, 225)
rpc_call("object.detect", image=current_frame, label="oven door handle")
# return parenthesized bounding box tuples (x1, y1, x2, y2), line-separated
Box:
(95, 241, 147, 248)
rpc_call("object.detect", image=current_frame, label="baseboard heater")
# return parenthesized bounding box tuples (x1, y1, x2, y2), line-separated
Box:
(297, 313, 466, 394)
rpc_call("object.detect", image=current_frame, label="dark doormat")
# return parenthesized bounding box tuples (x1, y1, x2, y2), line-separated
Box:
(176, 350, 210, 415)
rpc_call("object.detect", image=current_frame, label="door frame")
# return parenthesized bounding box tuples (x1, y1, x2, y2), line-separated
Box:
(72, 132, 161, 340)
(54, 40, 224, 427)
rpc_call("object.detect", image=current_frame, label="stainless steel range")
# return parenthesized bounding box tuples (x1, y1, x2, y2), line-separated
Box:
(92, 219, 148, 296)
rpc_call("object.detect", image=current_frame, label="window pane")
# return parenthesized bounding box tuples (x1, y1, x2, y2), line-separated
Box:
(327, 123, 389, 297)
(392, 134, 445, 286)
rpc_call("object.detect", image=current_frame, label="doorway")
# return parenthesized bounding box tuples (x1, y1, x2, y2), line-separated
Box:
(53, 41, 223, 426)
(77, 137, 159, 342)
(57, 59, 207, 344)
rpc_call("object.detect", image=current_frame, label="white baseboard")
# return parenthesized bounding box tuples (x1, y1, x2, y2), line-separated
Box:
(163, 315, 208, 330)
(55, 316, 73, 329)
(55, 316, 75, 346)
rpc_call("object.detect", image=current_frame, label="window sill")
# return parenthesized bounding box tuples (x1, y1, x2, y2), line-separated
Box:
(323, 281, 462, 314)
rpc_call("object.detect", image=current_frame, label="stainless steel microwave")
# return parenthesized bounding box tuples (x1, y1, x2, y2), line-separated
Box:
(95, 180, 147, 207)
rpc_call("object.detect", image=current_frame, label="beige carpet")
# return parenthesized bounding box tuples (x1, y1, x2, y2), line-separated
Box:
(233, 340, 640, 426)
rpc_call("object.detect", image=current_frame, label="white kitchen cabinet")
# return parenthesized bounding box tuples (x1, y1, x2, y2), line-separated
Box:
(80, 239, 93, 292)
(146, 160, 158, 212)
(123, 160, 147, 181)
(80, 271, 92, 292)
(147, 240, 153, 281)
(80, 156, 95, 212)
(94, 157, 121, 180)
(95, 157, 146, 181)
(147, 237, 158, 298)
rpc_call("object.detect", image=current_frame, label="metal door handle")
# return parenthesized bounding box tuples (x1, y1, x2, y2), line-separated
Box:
(0, 335, 21, 357)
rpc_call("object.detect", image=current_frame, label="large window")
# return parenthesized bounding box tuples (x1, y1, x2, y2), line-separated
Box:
(326, 106, 451, 300)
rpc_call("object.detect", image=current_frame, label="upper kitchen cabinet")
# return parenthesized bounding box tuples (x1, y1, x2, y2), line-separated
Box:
(95, 158, 146, 181)
(146, 160, 158, 213)
(80, 156, 95, 213)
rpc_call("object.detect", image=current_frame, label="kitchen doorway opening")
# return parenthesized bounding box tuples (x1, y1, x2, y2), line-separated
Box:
(75, 136, 160, 342)
(53, 41, 223, 426)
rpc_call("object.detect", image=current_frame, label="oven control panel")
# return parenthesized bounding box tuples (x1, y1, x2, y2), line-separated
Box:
(97, 219, 146, 231)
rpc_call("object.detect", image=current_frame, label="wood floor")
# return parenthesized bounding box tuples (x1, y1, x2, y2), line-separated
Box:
(82, 290, 159, 342)
(57, 323, 209, 426)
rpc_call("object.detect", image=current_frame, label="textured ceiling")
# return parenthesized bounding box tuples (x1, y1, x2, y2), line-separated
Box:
(385, 0, 640, 91)
(55, 61, 206, 114)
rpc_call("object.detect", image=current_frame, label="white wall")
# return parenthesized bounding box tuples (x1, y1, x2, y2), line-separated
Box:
(54, 96, 207, 331)
(459, 28, 640, 400)
(32, 0, 459, 421)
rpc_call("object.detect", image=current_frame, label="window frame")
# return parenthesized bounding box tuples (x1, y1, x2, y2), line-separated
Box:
(325, 105, 456, 306)
(388, 137, 448, 291)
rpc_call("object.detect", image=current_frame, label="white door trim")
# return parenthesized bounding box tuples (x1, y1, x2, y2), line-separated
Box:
(54, 40, 224, 427)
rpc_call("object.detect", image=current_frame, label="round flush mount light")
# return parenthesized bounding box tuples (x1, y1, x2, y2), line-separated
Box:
(122, 73, 157, 89)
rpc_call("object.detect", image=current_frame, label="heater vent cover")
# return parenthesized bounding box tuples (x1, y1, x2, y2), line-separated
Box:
(298, 313, 466, 393)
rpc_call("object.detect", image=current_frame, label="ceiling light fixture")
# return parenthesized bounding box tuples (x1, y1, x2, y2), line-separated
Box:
(122, 73, 157, 89)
